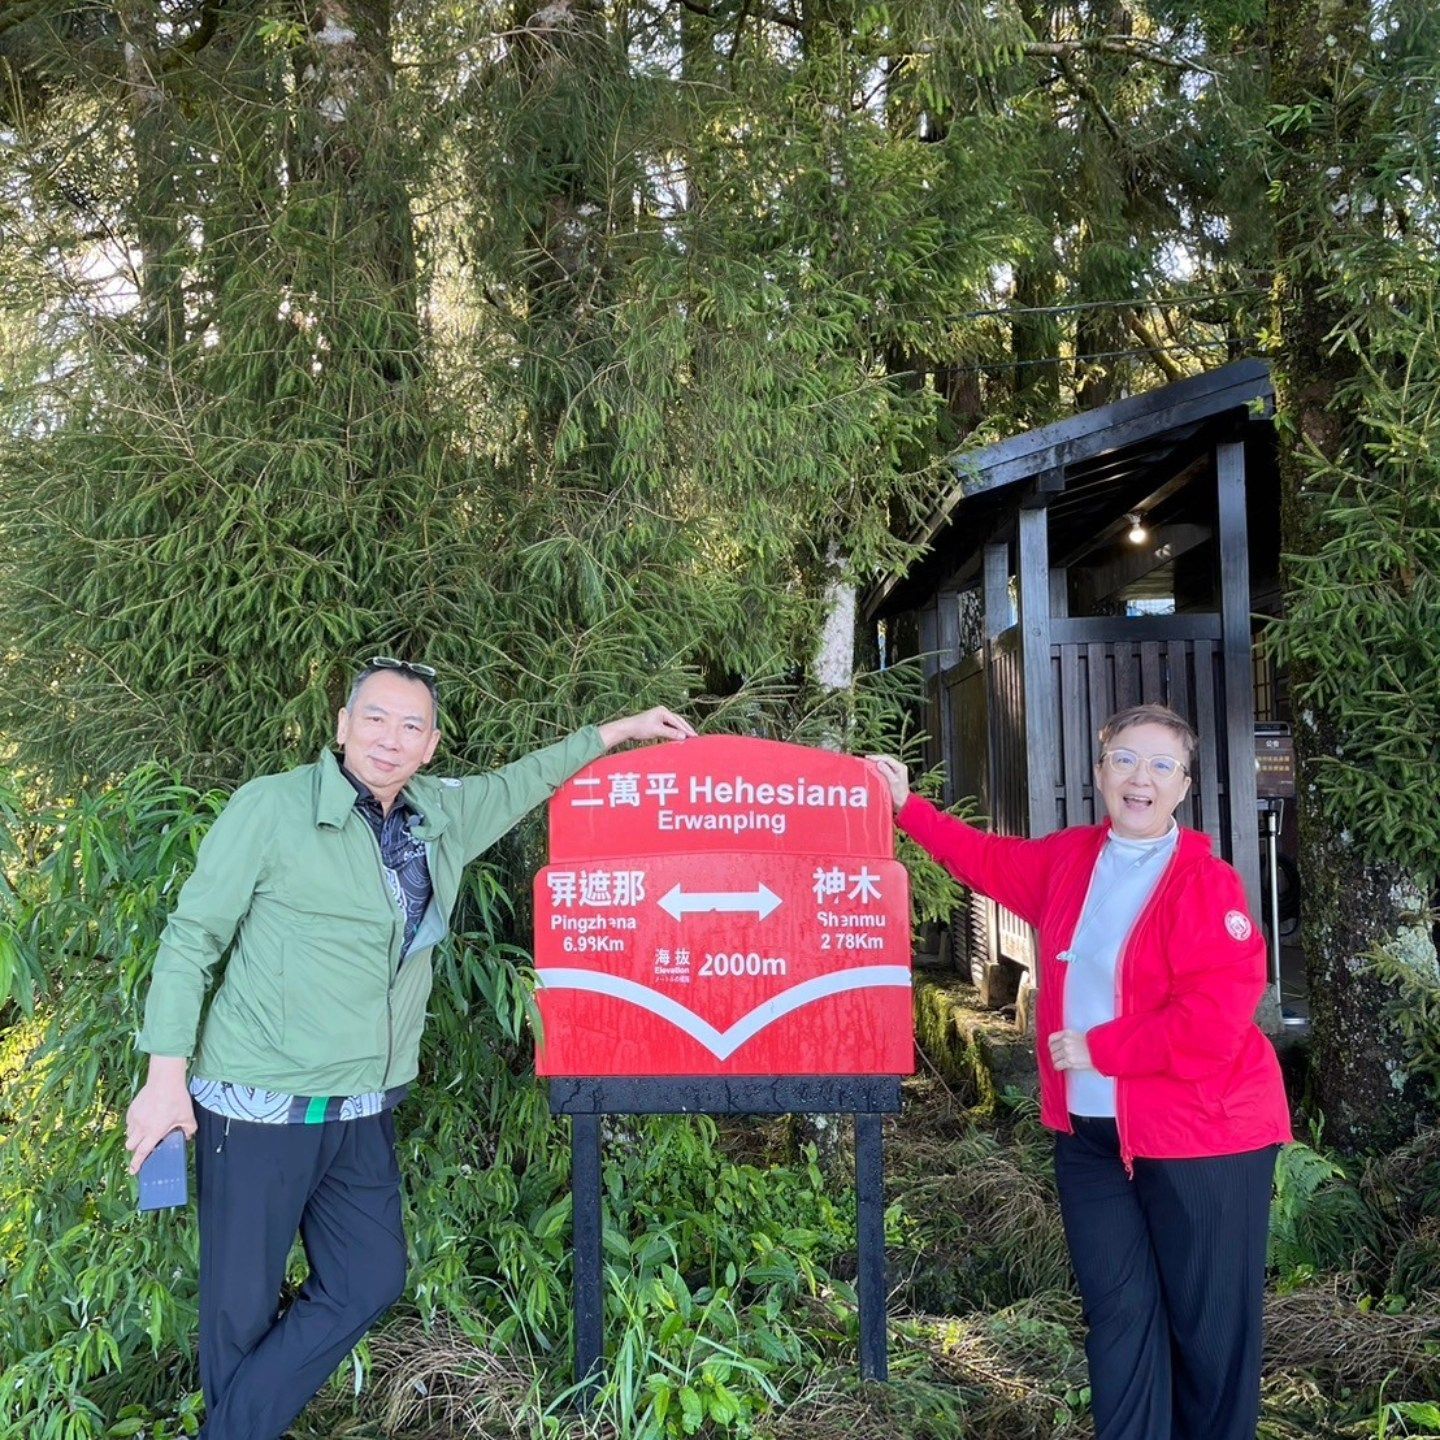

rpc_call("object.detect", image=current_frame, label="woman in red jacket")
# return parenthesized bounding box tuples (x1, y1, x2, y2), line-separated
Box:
(873, 703, 1290, 1440)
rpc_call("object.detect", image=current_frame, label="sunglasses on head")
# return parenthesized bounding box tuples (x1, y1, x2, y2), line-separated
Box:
(369, 655, 437, 679)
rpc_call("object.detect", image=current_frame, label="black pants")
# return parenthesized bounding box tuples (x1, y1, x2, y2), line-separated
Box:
(194, 1106, 407, 1440)
(1054, 1115, 1277, 1440)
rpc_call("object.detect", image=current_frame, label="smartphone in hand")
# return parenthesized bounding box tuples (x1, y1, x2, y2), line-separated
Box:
(137, 1128, 189, 1212)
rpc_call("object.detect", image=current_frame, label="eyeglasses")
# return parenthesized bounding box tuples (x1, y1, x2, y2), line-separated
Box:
(368, 655, 437, 679)
(1100, 748, 1188, 781)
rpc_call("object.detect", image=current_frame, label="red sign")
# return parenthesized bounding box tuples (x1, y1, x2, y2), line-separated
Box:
(534, 736, 913, 1077)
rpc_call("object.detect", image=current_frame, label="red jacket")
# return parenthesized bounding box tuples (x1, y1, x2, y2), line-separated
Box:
(899, 795, 1292, 1164)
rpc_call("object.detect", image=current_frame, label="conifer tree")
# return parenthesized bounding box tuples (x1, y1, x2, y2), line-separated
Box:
(0, 0, 1010, 786)
(1268, 0, 1440, 1148)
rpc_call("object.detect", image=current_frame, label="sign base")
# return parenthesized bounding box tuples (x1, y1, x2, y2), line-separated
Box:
(551, 1076, 901, 1399)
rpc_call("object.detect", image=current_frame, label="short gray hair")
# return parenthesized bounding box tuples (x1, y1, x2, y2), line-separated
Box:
(1098, 703, 1197, 768)
(347, 662, 440, 728)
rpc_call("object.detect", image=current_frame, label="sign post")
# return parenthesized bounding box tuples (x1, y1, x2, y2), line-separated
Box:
(533, 736, 913, 1392)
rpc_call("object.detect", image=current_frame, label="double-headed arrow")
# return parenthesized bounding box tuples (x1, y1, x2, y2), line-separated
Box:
(658, 883, 782, 921)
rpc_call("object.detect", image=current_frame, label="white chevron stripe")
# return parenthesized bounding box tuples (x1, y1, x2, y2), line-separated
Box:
(537, 966, 911, 1061)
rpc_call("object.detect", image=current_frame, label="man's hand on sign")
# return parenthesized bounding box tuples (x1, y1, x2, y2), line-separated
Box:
(598, 707, 697, 750)
(125, 1055, 198, 1174)
(868, 756, 910, 813)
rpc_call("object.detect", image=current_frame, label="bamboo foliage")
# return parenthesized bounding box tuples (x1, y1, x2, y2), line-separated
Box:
(0, 0, 1266, 789)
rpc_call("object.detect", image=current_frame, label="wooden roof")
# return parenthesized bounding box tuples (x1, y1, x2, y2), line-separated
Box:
(866, 358, 1274, 620)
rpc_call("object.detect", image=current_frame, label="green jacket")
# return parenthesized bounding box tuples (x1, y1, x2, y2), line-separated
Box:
(137, 728, 604, 1095)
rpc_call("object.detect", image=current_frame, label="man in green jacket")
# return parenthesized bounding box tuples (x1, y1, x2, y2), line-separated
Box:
(124, 657, 693, 1440)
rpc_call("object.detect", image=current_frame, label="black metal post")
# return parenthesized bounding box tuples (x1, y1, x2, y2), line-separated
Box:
(854, 1111, 888, 1381)
(1263, 804, 1283, 1012)
(553, 1078, 902, 1398)
(571, 1113, 603, 1400)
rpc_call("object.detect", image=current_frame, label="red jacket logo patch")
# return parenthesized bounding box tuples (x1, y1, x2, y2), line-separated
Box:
(1225, 909, 1253, 941)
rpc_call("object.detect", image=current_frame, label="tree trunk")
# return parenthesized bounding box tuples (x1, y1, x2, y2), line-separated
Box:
(116, 0, 185, 352)
(1270, 0, 1437, 1150)
(1011, 261, 1061, 419)
(293, 0, 419, 370)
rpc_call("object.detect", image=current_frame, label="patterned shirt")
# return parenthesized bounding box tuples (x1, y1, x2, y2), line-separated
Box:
(189, 1078, 408, 1125)
(343, 766, 433, 959)
(190, 761, 433, 1126)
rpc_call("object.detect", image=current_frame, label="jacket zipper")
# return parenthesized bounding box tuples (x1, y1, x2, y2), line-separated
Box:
(358, 825, 404, 1088)
(1112, 842, 1183, 1178)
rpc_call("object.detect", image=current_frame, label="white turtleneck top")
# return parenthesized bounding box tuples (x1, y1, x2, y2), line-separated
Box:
(1061, 822, 1180, 1117)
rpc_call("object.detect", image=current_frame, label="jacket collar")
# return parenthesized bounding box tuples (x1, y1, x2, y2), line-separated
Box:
(315, 749, 358, 829)
(402, 773, 451, 839)
(1092, 816, 1213, 866)
(313, 749, 452, 838)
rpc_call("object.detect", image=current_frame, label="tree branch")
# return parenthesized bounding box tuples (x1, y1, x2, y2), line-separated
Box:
(0, 0, 54, 40)
(726, 0, 752, 69)
(1056, 53, 1121, 144)
(167, 0, 225, 63)
(1022, 36, 1217, 76)
(673, 0, 802, 34)
(1125, 310, 1186, 380)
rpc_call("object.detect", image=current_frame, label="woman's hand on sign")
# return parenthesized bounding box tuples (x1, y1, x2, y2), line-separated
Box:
(867, 756, 910, 814)
(1047, 1029, 1095, 1073)
(599, 707, 697, 750)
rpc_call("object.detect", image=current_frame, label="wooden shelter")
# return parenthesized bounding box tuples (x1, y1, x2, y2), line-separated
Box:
(867, 359, 1282, 1018)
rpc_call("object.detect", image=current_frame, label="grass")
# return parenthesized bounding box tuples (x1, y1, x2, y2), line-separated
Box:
(313, 983, 1434, 1438)
(273, 980, 1440, 1440)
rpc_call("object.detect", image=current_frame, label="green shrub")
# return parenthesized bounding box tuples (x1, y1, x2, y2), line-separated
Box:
(0, 766, 887, 1437)
(1268, 1140, 1382, 1280)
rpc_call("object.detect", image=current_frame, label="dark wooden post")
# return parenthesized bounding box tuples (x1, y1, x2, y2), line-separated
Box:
(1216, 439, 1261, 907)
(571, 1113, 603, 1401)
(935, 590, 961, 798)
(1049, 566, 1069, 619)
(983, 542, 1010, 640)
(917, 600, 940, 680)
(1017, 505, 1058, 838)
(936, 589, 961, 669)
(917, 599, 943, 776)
(855, 1112, 888, 1381)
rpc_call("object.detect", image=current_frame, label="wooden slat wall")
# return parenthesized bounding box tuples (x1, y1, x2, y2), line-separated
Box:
(1140, 641, 1164, 701)
(921, 673, 943, 778)
(1167, 639, 1195, 830)
(1046, 634, 1229, 848)
(1059, 644, 1089, 827)
(928, 617, 1248, 978)
(934, 593, 962, 803)
(947, 657, 989, 813)
(969, 890, 993, 988)
(1194, 647, 1223, 847)
(1114, 640, 1135, 715)
(989, 630, 1027, 837)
